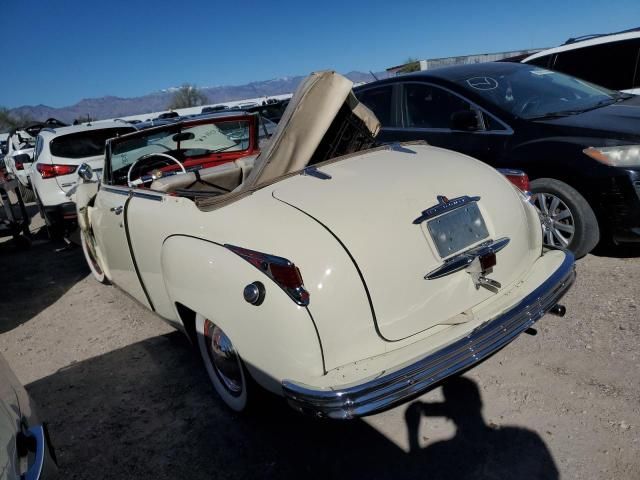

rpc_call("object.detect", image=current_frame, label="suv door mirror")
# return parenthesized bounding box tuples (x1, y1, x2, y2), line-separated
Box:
(78, 163, 96, 182)
(450, 110, 480, 131)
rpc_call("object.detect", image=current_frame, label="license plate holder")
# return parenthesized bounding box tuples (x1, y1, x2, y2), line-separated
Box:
(427, 203, 489, 258)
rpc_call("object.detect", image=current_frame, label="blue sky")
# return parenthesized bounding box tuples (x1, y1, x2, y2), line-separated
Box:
(0, 0, 638, 108)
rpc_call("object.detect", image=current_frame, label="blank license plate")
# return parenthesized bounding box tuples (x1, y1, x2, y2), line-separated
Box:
(427, 203, 489, 258)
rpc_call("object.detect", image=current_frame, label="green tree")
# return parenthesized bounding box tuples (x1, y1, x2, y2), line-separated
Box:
(168, 84, 209, 109)
(0, 107, 35, 132)
(398, 57, 421, 74)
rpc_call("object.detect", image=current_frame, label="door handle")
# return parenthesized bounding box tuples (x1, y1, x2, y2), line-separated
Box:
(110, 206, 123, 215)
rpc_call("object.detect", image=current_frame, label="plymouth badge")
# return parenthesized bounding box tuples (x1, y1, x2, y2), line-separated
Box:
(412, 195, 481, 224)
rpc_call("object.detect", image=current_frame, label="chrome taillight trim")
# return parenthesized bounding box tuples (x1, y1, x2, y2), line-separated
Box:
(225, 244, 310, 306)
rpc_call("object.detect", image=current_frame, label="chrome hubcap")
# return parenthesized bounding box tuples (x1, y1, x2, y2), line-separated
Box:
(532, 192, 575, 248)
(203, 320, 243, 396)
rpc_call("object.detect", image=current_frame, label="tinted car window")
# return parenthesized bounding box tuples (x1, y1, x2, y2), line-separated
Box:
(403, 83, 474, 129)
(357, 86, 394, 125)
(553, 38, 640, 90)
(50, 128, 133, 159)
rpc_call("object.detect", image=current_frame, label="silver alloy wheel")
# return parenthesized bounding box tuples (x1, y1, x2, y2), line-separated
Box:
(203, 320, 243, 396)
(532, 192, 575, 248)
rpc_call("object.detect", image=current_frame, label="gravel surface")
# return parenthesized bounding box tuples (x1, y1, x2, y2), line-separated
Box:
(1, 212, 639, 479)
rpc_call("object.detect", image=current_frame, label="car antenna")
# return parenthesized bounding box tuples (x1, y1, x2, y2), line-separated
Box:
(369, 70, 379, 81)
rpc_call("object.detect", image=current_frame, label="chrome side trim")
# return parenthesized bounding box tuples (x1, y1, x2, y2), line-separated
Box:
(101, 186, 130, 196)
(282, 251, 575, 420)
(132, 190, 163, 201)
(425, 237, 510, 280)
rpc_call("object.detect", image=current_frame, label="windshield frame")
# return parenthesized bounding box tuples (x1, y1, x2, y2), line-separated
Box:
(104, 112, 259, 187)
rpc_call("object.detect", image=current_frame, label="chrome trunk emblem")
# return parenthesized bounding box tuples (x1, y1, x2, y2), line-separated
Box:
(413, 195, 481, 224)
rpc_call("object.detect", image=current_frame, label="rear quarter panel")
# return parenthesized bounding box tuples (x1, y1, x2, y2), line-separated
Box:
(126, 188, 377, 381)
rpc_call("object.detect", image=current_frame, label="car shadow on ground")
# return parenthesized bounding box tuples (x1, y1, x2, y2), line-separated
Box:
(0, 224, 88, 333)
(591, 242, 640, 259)
(28, 332, 558, 480)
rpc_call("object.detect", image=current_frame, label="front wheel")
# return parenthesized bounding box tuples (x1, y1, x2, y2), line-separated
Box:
(195, 314, 258, 412)
(530, 178, 600, 258)
(80, 228, 109, 284)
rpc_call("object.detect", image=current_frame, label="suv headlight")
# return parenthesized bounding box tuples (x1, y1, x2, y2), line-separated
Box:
(583, 145, 640, 167)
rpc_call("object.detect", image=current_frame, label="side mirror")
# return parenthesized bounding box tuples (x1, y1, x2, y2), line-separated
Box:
(78, 163, 96, 182)
(450, 110, 480, 131)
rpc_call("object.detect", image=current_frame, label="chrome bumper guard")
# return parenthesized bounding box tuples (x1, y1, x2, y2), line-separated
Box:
(283, 252, 575, 420)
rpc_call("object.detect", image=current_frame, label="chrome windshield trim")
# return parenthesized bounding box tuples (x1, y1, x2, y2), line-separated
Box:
(282, 251, 575, 420)
(425, 237, 510, 280)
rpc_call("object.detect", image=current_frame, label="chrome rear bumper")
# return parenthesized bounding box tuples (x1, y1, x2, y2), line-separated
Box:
(282, 251, 575, 419)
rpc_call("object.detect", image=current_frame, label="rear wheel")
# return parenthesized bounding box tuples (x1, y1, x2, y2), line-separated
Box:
(80, 227, 109, 284)
(530, 178, 599, 258)
(195, 314, 257, 412)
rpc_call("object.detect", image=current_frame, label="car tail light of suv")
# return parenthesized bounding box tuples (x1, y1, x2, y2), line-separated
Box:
(36, 163, 78, 179)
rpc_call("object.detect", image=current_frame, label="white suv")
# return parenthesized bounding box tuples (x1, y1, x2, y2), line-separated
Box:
(522, 28, 640, 94)
(32, 121, 134, 237)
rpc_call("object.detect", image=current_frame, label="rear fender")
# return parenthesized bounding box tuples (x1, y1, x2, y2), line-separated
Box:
(75, 182, 100, 232)
(161, 235, 325, 393)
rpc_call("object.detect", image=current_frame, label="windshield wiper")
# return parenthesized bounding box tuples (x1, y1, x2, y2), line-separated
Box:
(526, 111, 578, 120)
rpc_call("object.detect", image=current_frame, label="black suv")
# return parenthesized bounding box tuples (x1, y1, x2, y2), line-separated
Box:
(355, 62, 640, 257)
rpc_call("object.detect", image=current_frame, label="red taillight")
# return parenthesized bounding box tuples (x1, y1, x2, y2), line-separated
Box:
(225, 245, 310, 306)
(15, 160, 24, 170)
(497, 169, 530, 192)
(36, 163, 78, 179)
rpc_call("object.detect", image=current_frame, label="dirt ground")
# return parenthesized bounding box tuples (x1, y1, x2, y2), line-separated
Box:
(1, 208, 639, 479)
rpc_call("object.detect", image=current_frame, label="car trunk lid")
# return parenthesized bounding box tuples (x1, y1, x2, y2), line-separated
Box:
(273, 144, 539, 341)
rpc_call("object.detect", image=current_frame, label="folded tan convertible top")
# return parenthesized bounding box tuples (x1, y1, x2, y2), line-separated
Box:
(197, 70, 380, 209)
(238, 70, 380, 191)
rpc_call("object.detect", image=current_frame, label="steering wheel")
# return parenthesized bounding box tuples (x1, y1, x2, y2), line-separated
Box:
(518, 96, 542, 116)
(127, 152, 186, 187)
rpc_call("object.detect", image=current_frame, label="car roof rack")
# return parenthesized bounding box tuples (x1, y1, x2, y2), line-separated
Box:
(563, 26, 640, 45)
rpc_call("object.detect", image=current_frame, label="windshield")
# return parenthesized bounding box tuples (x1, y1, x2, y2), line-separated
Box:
(109, 119, 252, 182)
(458, 67, 619, 119)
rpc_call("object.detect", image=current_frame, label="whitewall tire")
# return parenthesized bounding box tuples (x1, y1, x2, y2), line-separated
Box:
(195, 314, 250, 412)
(80, 228, 109, 284)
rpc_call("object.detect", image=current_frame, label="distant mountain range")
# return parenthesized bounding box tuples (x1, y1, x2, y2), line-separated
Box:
(8, 71, 381, 124)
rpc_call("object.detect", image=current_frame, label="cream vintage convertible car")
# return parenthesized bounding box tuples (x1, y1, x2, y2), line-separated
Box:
(75, 71, 575, 419)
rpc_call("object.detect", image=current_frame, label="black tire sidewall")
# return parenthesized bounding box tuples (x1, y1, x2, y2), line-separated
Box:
(530, 178, 599, 258)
